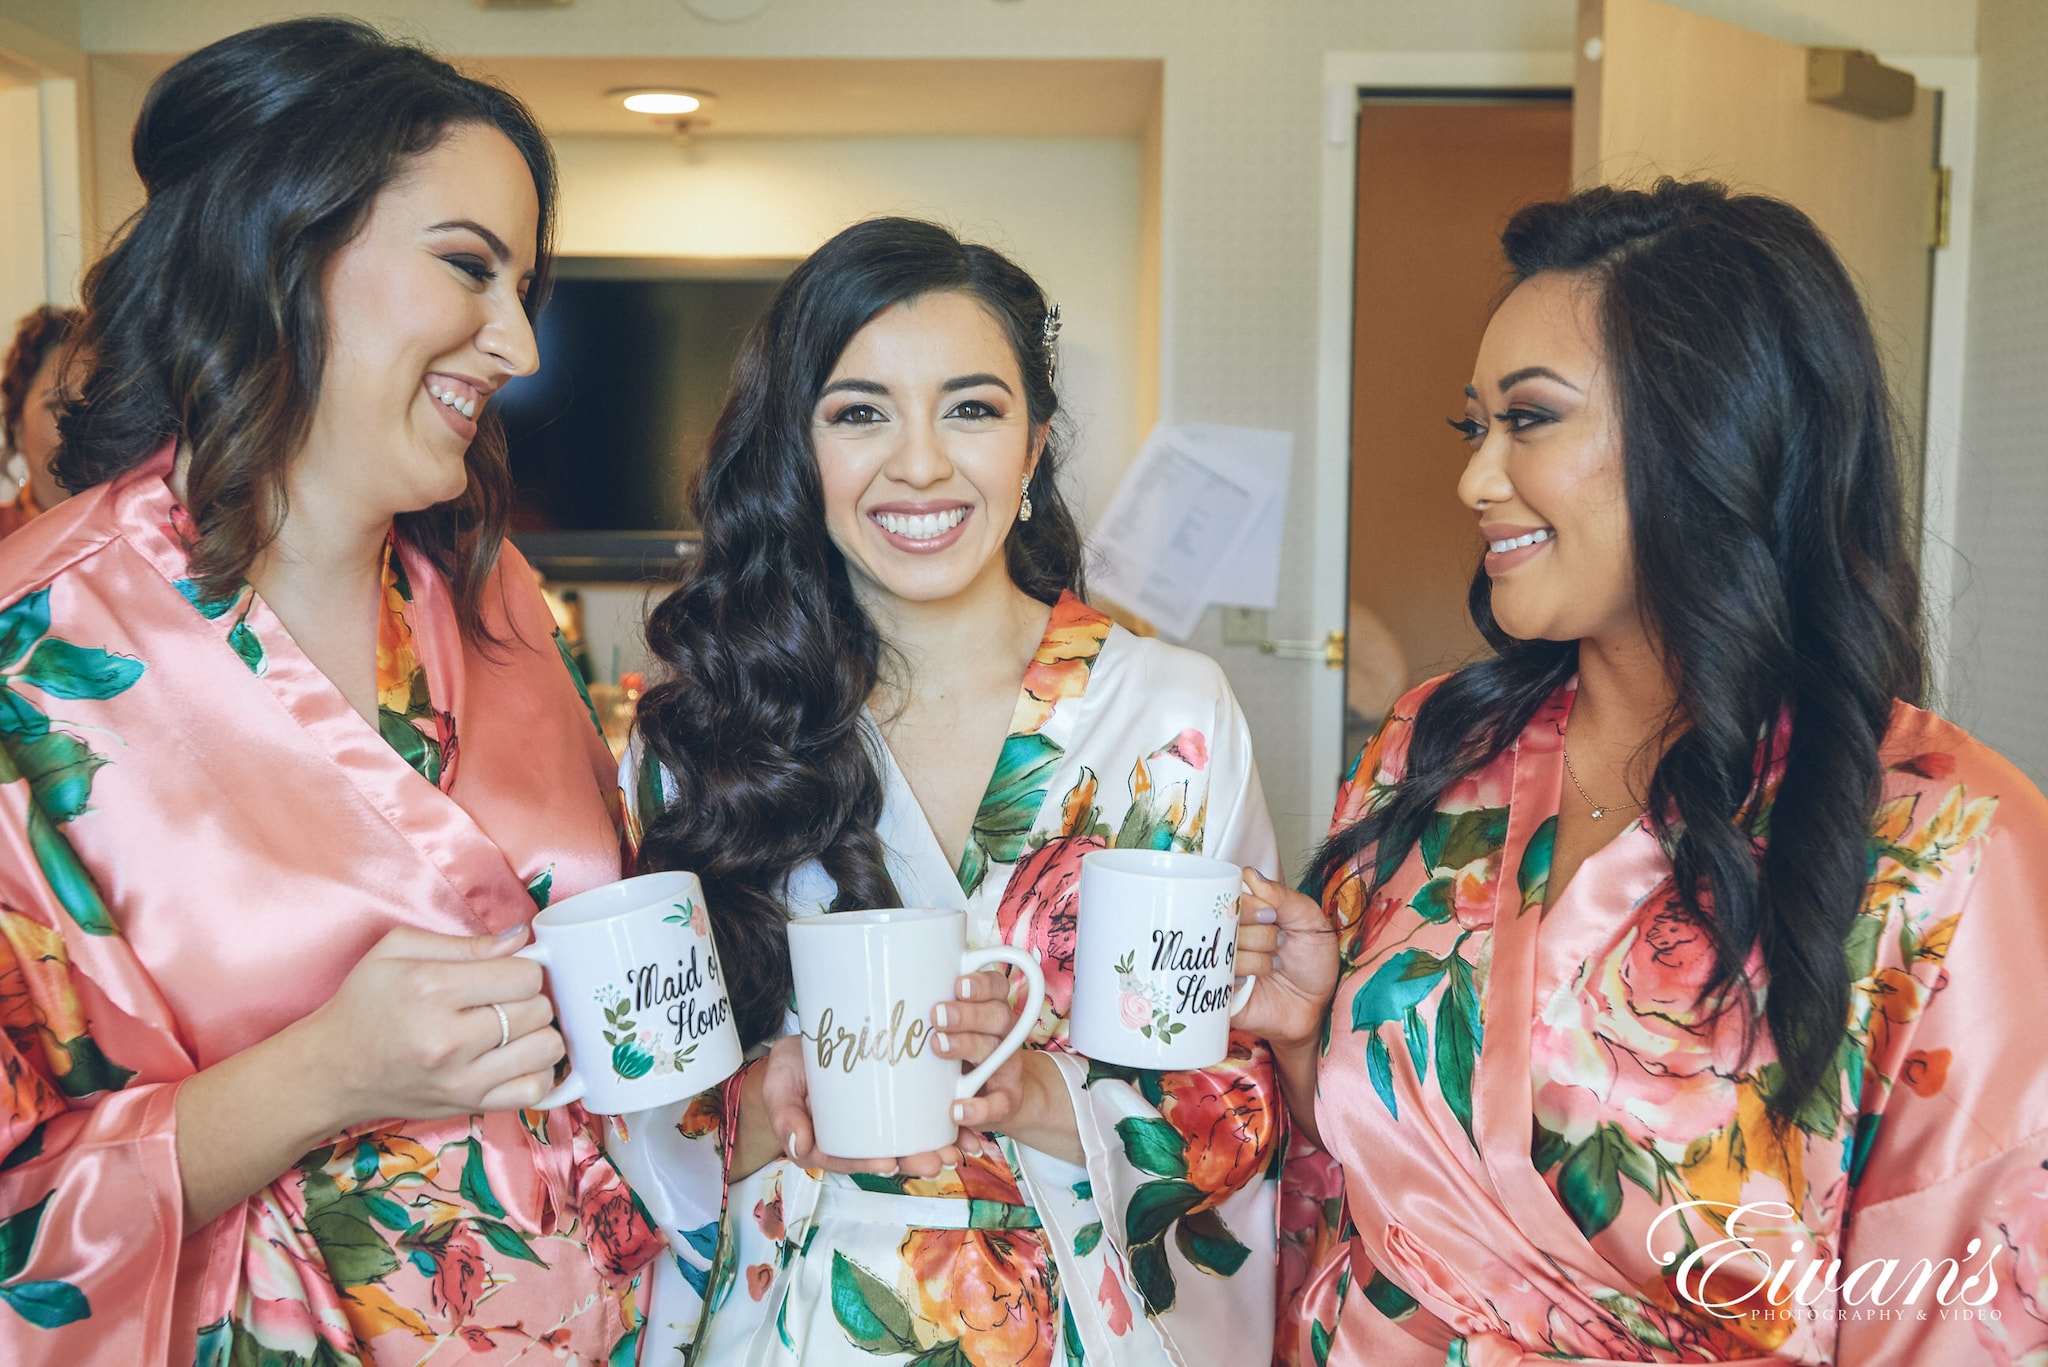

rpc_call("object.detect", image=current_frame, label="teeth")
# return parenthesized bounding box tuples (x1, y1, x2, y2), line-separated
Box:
(428, 384, 479, 420)
(874, 507, 968, 540)
(1488, 528, 1555, 554)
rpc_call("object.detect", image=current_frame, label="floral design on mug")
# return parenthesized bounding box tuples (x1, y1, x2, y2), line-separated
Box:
(662, 896, 711, 938)
(1112, 951, 1186, 1042)
(593, 984, 697, 1081)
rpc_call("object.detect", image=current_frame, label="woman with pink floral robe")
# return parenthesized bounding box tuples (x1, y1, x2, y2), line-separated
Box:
(1282, 676, 2048, 1366)
(614, 593, 1286, 1366)
(0, 451, 665, 1364)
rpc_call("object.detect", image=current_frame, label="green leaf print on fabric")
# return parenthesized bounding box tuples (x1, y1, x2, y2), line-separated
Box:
(13, 732, 105, 824)
(958, 731, 1064, 893)
(0, 589, 51, 667)
(1116, 1115, 1189, 1178)
(1125, 1179, 1203, 1246)
(1365, 1032, 1396, 1116)
(1309, 1318, 1333, 1367)
(377, 709, 443, 788)
(1073, 1221, 1103, 1256)
(830, 1250, 920, 1355)
(172, 578, 237, 620)
(0, 1193, 93, 1329)
(1173, 1206, 1250, 1277)
(1434, 954, 1483, 1149)
(20, 639, 145, 701)
(1362, 1268, 1417, 1321)
(55, 1032, 135, 1097)
(459, 1138, 507, 1219)
(475, 1217, 549, 1267)
(195, 1316, 356, 1367)
(307, 1200, 403, 1286)
(1350, 948, 1446, 1034)
(1418, 808, 1508, 877)
(1556, 1124, 1639, 1239)
(526, 866, 554, 910)
(0, 588, 146, 937)
(26, 805, 117, 938)
(227, 621, 266, 675)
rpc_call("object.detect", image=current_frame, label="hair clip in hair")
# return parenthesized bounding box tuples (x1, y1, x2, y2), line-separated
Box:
(1041, 304, 1062, 384)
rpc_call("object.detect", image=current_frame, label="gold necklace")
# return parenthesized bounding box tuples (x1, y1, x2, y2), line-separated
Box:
(1562, 741, 1645, 822)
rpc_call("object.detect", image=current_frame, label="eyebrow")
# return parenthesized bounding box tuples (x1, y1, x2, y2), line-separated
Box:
(1497, 366, 1582, 393)
(820, 374, 1016, 399)
(428, 219, 535, 278)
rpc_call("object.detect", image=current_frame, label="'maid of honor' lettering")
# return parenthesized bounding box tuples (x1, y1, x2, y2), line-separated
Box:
(1071, 849, 1256, 1069)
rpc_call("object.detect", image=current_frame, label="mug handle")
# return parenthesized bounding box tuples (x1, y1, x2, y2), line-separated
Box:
(1228, 974, 1257, 1016)
(954, 946, 1046, 1102)
(514, 941, 588, 1110)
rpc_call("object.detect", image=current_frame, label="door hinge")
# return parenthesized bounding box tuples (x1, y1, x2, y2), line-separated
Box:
(1260, 629, 1346, 670)
(1931, 165, 1952, 249)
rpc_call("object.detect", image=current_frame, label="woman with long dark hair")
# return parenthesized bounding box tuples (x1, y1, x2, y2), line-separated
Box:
(0, 305, 84, 535)
(1240, 179, 2048, 1365)
(613, 217, 1285, 1365)
(0, 19, 663, 1364)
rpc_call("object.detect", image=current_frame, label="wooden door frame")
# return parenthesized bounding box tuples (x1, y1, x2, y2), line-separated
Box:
(1309, 49, 1979, 834)
(1308, 51, 1573, 835)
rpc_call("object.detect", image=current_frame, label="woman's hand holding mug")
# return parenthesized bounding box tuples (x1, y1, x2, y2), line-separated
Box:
(1232, 869, 1339, 1054)
(307, 923, 565, 1128)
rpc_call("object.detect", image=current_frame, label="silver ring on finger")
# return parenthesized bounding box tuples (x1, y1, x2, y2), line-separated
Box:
(491, 1002, 511, 1051)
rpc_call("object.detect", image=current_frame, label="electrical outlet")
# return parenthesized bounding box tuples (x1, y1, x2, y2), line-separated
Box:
(1220, 608, 1267, 646)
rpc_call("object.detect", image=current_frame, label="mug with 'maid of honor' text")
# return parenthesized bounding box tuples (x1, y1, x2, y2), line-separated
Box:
(788, 908, 1046, 1159)
(1069, 849, 1254, 1069)
(517, 871, 743, 1114)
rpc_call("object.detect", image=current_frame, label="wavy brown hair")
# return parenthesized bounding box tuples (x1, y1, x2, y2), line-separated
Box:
(636, 218, 1085, 1048)
(55, 17, 557, 638)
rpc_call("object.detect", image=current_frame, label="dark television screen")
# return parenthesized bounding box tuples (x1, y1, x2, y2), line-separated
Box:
(498, 259, 787, 577)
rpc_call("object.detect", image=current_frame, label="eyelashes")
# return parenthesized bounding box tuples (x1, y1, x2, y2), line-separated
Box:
(1448, 417, 1485, 440)
(1446, 408, 1557, 443)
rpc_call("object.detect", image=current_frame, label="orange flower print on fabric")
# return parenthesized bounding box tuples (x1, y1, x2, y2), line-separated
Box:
(1013, 595, 1112, 736)
(1157, 1040, 1275, 1214)
(1901, 1047, 1951, 1097)
(900, 1228, 1060, 1367)
(375, 539, 458, 791)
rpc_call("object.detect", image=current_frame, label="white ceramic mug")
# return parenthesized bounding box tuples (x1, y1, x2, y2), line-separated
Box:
(788, 908, 1046, 1159)
(1070, 849, 1254, 1069)
(516, 871, 744, 1114)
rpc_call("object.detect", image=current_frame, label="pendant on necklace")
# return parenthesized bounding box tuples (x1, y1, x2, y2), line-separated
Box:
(1590, 807, 1606, 820)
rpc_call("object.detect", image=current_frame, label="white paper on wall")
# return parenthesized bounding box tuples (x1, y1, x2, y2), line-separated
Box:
(1086, 423, 1293, 640)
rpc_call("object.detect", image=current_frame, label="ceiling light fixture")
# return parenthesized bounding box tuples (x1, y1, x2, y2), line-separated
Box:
(612, 87, 709, 115)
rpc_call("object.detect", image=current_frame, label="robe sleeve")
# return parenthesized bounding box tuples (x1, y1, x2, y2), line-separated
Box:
(1016, 683, 1286, 1364)
(0, 765, 192, 1364)
(1835, 781, 2048, 1367)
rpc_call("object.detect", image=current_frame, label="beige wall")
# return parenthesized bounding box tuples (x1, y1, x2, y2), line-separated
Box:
(0, 0, 79, 50)
(65, 0, 1984, 866)
(1952, 0, 2046, 784)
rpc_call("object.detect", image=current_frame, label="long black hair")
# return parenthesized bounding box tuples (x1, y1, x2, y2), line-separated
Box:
(1314, 179, 1923, 1124)
(636, 218, 1085, 1048)
(56, 16, 556, 641)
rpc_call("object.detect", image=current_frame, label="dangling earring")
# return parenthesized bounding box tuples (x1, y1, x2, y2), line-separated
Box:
(1018, 474, 1034, 523)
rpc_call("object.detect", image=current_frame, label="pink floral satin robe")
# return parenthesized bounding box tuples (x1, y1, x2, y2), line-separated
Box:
(0, 452, 663, 1365)
(1284, 677, 2048, 1366)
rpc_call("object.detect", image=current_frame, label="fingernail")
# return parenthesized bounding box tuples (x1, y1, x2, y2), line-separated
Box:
(1255, 907, 1277, 924)
(1277, 930, 1289, 947)
(957, 976, 976, 1000)
(495, 923, 527, 942)
(934, 1005, 951, 1029)
(934, 1031, 951, 1054)
(788, 1131, 800, 1156)
(952, 1102, 968, 1123)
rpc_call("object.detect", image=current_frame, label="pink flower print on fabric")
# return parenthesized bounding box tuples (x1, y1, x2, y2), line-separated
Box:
(1531, 895, 1750, 1148)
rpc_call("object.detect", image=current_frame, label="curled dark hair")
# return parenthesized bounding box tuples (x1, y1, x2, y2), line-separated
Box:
(2, 306, 82, 453)
(1313, 179, 1923, 1124)
(55, 17, 556, 639)
(636, 218, 1084, 1048)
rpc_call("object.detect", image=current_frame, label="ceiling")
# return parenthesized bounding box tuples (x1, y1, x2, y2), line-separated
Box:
(93, 53, 1161, 139)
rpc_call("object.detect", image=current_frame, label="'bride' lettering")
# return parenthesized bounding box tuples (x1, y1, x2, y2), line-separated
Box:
(809, 1001, 929, 1074)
